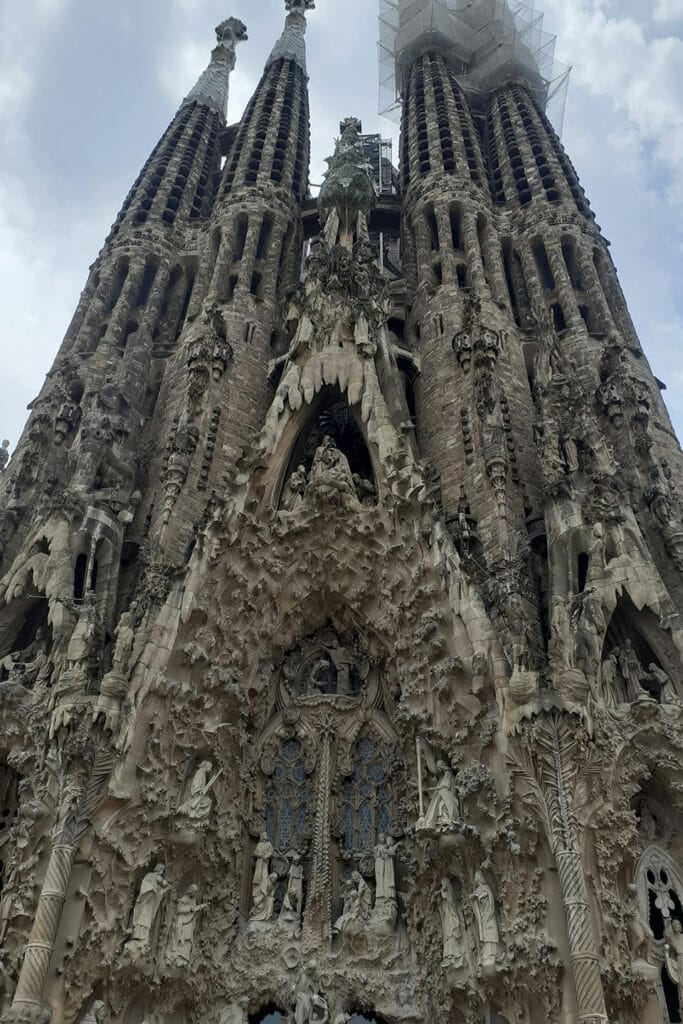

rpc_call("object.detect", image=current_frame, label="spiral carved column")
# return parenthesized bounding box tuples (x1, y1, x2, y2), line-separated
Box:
(12, 843, 78, 1011)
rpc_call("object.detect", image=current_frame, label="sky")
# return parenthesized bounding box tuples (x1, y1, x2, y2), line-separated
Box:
(1, 0, 683, 450)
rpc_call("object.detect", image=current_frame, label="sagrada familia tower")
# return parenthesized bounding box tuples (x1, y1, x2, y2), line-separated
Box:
(1, 0, 683, 1022)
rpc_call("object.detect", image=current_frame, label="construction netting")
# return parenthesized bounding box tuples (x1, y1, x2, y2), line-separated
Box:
(378, 0, 570, 131)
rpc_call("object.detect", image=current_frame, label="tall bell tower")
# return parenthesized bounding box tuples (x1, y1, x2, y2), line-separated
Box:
(0, 3, 683, 1024)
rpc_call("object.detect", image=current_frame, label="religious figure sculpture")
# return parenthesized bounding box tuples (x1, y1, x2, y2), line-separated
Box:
(65, 597, 99, 679)
(418, 762, 461, 831)
(616, 641, 651, 702)
(124, 864, 170, 959)
(250, 871, 277, 924)
(282, 464, 308, 512)
(370, 835, 398, 931)
(440, 878, 465, 968)
(309, 436, 356, 505)
(279, 852, 304, 927)
(647, 663, 681, 705)
(178, 760, 218, 828)
(471, 870, 500, 969)
(333, 871, 372, 938)
(0, 440, 9, 474)
(251, 831, 274, 911)
(166, 884, 208, 968)
(599, 653, 620, 709)
(664, 919, 683, 1006)
(292, 961, 329, 1024)
(572, 588, 605, 679)
(624, 884, 652, 965)
(110, 604, 138, 677)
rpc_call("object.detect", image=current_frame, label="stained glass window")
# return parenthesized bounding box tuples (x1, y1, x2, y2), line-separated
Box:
(264, 738, 311, 851)
(341, 734, 392, 851)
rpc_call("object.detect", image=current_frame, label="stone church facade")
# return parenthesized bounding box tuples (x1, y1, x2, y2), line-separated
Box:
(0, 2, 682, 1023)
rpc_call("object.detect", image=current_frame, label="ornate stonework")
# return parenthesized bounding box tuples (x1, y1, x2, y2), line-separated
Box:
(0, 4, 683, 1024)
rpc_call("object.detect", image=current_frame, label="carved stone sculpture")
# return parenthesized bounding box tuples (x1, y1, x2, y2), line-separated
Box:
(78, 1000, 105, 1024)
(370, 834, 398, 931)
(0, 439, 9, 473)
(418, 762, 461, 831)
(471, 870, 500, 969)
(282, 465, 308, 512)
(292, 961, 329, 1024)
(665, 919, 683, 1005)
(219, 999, 250, 1024)
(178, 760, 218, 829)
(166, 885, 208, 968)
(250, 871, 277, 924)
(279, 852, 304, 928)
(648, 663, 681, 705)
(251, 832, 274, 915)
(333, 871, 371, 938)
(615, 640, 651, 702)
(124, 864, 170, 960)
(439, 878, 465, 968)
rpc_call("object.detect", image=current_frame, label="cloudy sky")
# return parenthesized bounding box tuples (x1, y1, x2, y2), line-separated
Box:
(1, 0, 683, 450)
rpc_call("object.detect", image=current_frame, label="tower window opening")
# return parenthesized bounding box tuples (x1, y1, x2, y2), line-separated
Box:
(133, 262, 156, 305)
(433, 261, 443, 286)
(562, 240, 584, 291)
(256, 215, 274, 261)
(552, 303, 566, 332)
(450, 206, 462, 251)
(234, 216, 249, 262)
(501, 241, 521, 326)
(425, 206, 439, 251)
(456, 264, 468, 289)
(74, 554, 87, 601)
(577, 553, 589, 594)
(533, 242, 555, 290)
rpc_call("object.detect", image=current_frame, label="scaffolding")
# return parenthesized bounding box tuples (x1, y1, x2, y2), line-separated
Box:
(378, 0, 570, 131)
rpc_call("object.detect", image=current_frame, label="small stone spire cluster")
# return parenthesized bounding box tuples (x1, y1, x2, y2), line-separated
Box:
(0, 6, 682, 1024)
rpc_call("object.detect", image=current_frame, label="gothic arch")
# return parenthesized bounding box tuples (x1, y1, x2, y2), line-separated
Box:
(269, 386, 379, 510)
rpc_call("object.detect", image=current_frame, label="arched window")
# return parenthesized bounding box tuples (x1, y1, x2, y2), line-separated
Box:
(264, 738, 312, 851)
(638, 846, 683, 1023)
(342, 734, 392, 852)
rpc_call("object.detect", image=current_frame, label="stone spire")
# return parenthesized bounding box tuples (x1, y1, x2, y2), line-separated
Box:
(182, 17, 248, 116)
(266, 0, 314, 74)
(318, 117, 376, 247)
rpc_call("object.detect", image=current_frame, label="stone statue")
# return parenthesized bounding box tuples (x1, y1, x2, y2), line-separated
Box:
(279, 852, 304, 927)
(178, 760, 217, 826)
(125, 864, 170, 958)
(309, 436, 355, 503)
(0, 440, 9, 473)
(419, 762, 461, 830)
(333, 870, 372, 937)
(665, 918, 683, 1005)
(440, 878, 465, 968)
(251, 831, 274, 909)
(616, 641, 650, 702)
(587, 522, 606, 581)
(647, 663, 681, 705)
(292, 961, 329, 1024)
(110, 605, 137, 677)
(471, 870, 499, 969)
(166, 884, 208, 968)
(371, 834, 398, 929)
(66, 597, 99, 678)
(600, 653, 620, 708)
(625, 884, 651, 963)
(282, 464, 308, 512)
(250, 870, 277, 923)
(572, 588, 605, 678)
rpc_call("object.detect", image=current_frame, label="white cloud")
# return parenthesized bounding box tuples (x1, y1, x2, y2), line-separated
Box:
(653, 0, 683, 23)
(543, 0, 683, 203)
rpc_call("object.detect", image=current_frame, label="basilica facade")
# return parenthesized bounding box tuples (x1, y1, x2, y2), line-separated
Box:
(0, 2, 682, 1024)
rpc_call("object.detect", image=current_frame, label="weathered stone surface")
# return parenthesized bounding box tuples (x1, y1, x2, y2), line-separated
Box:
(0, 3, 682, 1024)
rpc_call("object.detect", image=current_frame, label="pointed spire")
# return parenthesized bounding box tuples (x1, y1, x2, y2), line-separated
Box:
(266, 0, 314, 74)
(181, 17, 248, 117)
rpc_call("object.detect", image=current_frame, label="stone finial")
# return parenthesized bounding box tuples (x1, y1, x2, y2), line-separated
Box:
(215, 17, 248, 48)
(181, 17, 247, 115)
(318, 117, 376, 244)
(285, 0, 315, 12)
(0, 439, 9, 473)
